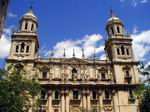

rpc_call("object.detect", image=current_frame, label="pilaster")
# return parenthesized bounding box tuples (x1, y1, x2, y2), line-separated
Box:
(65, 90, 70, 112)
(48, 90, 52, 112)
(87, 90, 91, 111)
(82, 90, 87, 111)
(61, 90, 65, 112)
(98, 90, 103, 112)
(112, 90, 119, 112)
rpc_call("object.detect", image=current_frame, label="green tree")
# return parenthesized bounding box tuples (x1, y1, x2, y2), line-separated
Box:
(0, 64, 41, 112)
(136, 62, 150, 112)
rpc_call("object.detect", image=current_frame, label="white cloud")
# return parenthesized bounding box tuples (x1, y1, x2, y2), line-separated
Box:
(131, 0, 138, 7)
(141, 0, 148, 3)
(0, 35, 11, 58)
(120, 0, 149, 7)
(8, 12, 17, 18)
(3, 25, 14, 35)
(100, 54, 106, 60)
(40, 34, 105, 59)
(0, 26, 13, 58)
(131, 30, 150, 61)
(133, 25, 138, 34)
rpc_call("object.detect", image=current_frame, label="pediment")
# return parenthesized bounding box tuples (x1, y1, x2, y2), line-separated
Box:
(97, 66, 108, 71)
(61, 57, 89, 64)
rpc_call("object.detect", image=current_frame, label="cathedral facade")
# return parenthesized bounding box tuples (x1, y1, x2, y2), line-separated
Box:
(6, 8, 139, 112)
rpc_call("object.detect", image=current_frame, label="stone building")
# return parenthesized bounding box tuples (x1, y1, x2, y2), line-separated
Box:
(6, 7, 139, 112)
(0, 0, 9, 38)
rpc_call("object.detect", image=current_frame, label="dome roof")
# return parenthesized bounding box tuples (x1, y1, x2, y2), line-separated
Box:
(22, 7, 37, 20)
(107, 16, 120, 22)
(106, 15, 123, 26)
(106, 9, 123, 26)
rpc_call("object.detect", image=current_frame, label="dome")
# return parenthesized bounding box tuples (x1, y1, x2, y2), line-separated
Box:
(107, 15, 123, 26)
(22, 7, 37, 21)
(107, 16, 120, 22)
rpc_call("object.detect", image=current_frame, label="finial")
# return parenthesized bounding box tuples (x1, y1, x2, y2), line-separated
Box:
(63, 49, 66, 58)
(109, 7, 115, 17)
(30, 1, 34, 9)
(73, 49, 75, 57)
(82, 49, 85, 58)
(51, 49, 54, 57)
(94, 49, 96, 59)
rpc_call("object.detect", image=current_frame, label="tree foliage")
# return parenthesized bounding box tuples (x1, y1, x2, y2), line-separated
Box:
(137, 62, 150, 112)
(0, 65, 41, 112)
(139, 87, 150, 112)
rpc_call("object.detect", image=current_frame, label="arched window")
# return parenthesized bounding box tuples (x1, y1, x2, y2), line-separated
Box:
(72, 68, 77, 79)
(117, 26, 120, 33)
(126, 49, 130, 55)
(26, 46, 29, 53)
(31, 24, 34, 31)
(41, 91, 46, 99)
(54, 109, 58, 112)
(111, 27, 114, 34)
(121, 46, 125, 55)
(16, 45, 19, 52)
(20, 43, 25, 52)
(117, 48, 120, 55)
(92, 91, 97, 99)
(25, 22, 28, 30)
(105, 91, 110, 99)
(54, 91, 59, 99)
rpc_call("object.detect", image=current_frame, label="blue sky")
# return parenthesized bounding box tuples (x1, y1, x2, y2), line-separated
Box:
(0, 0, 150, 68)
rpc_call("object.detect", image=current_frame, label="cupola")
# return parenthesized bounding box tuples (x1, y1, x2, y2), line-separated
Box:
(106, 10, 124, 37)
(19, 7, 38, 32)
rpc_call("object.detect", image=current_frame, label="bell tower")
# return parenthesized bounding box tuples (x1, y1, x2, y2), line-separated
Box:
(7, 7, 39, 60)
(105, 11, 135, 62)
(105, 11, 139, 84)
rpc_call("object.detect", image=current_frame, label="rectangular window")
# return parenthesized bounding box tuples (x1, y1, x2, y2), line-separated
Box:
(42, 71, 47, 79)
(105, 91, 110, 99)
(126, 70, 130, 76)
(54, 91, 59, 99)
(92, 91, 97, 99)
(129, 90, 134, 99)
(73, 90, 78, 99)
(101, 73, 106, 80)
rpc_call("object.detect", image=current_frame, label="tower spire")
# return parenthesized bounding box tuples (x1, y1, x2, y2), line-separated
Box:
(63, 49, 66, 58)
(73, 49, 75, 57)
(110, 7, 115, 17)
(94, 49, 96, 59)
(51, 49, 54, 57)
(82, 48, 85, 59)
(30, 0, 34, 9)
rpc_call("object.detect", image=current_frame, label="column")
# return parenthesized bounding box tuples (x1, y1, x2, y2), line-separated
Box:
(82, 90, 86, 111)
(112, 90, 119, 112)
(87, 90, 91, 111)
(48, 90, 52, 112)
(98, 90, 103, 112)
(61, 91, 65, 112)
(65, 90, 70, 112)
